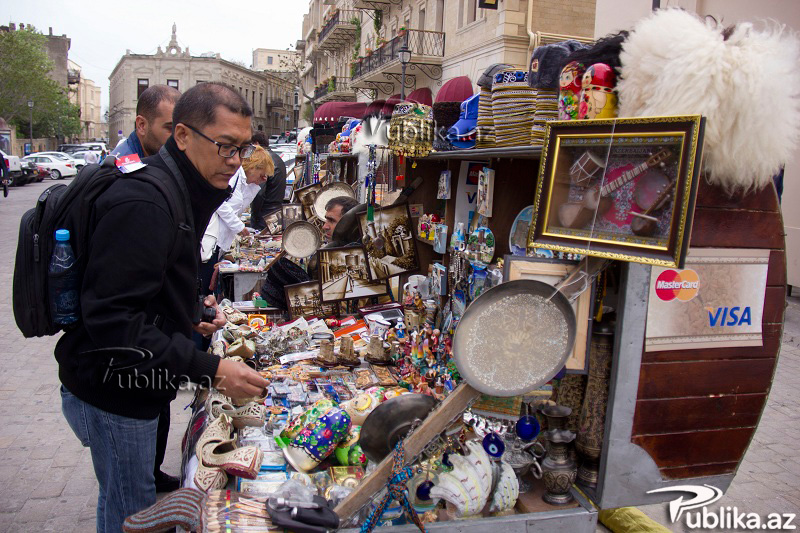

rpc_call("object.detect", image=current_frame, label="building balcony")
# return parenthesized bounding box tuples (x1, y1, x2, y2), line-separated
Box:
(67, 69, 80, 85)
(313, 77, 357, 104)
(318, 10, 359, 51)
(305, 36, 320, 59)
(350, 30, 445, 95)
(266, 98, 284, 108)
(353, 0, 398, 9)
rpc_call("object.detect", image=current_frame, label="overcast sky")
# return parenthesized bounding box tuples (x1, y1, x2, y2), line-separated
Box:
(4, 0, 308, 112)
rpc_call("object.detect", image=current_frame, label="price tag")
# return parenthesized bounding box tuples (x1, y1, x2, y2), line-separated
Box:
(115, 154, 146, 174)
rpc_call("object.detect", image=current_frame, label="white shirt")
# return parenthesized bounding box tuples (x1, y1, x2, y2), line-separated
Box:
(213, 167, 263, 253)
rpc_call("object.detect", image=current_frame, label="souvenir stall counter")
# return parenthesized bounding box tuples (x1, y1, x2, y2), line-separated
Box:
(166, 11, 796, 533)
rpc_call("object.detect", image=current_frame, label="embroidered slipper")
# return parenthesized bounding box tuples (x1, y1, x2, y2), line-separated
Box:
(201, 438, 263, 480)
(123, 488, 205, 532)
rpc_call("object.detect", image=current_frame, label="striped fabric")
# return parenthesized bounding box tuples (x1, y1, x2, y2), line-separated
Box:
(122, 488, 206, 533)
(531, 89, 560, 146)
(476, 88, 495, 148)
(491, 69, 537, 147)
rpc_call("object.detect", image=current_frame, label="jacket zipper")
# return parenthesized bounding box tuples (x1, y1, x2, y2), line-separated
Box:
(33, 234, 39, 262)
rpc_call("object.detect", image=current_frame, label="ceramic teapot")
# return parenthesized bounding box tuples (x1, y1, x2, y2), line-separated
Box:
(283, 407, 352, 472)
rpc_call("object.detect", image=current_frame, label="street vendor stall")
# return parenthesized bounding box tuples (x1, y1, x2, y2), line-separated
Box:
(156, 9, 797, 533)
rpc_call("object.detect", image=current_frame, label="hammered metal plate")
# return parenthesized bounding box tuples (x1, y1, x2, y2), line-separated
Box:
(282, 221, 322, 258)
(452, 279, 577, 397)
(313, 182, 356, 220)
(359, 394, 437, 463)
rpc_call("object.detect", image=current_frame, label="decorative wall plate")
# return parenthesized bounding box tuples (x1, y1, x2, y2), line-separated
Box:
(313, 182, 356, 220)
(282, 221, 322, 258)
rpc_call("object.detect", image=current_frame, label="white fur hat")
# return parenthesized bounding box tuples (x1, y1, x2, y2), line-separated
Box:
(617, 8, 800, 193)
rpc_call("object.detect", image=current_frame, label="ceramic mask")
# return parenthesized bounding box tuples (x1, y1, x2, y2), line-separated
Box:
(277, 398, 337, 448)
(283, 407, 352, 472)
(559, 61, 585, 120)
(334, 425, 368, 467)
(578, 63, 618, 120)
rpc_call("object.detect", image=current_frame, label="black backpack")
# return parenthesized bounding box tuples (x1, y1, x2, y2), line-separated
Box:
(13, 155, 189, 338)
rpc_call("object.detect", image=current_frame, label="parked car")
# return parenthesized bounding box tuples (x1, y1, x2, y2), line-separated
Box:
(71, 150, 102, 166)
(19, 159, 42, 183)
(32, 164, 49, 182)
(70, 152, 88, 169)
(22, 154, 77, 180)
(38, 151, 86, 170)
(269, 135, 280, 145)
(0, 149, 25, 186)
(81, 142, 108, 153)
(58, 144, 85, 154)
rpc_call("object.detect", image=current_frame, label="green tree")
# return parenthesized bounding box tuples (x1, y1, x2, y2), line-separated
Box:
(0, 25, 81, 138)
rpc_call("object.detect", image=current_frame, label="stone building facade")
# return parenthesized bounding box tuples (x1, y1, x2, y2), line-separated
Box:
(295, 0, 596, 119)
(108, 25, 295, 147)
(252, 48, 298, 72)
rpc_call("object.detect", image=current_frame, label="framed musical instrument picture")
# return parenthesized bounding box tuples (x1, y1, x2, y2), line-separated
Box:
(528, 116, 705, 268)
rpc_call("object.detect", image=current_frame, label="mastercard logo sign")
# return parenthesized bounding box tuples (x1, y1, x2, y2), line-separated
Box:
(655, 269, 699, 302)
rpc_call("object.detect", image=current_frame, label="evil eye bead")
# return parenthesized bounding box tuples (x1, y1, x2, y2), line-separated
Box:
(482, 432, 505, 458)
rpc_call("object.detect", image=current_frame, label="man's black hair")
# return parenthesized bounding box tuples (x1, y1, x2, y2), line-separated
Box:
(325, 196, 359, 215)
(137, 85, 181, 122)
(251, 131, 270, 147)
(172, 82, 253, 129)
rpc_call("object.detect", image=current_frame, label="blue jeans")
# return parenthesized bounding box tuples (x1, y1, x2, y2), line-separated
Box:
(61, 385, 158, 533)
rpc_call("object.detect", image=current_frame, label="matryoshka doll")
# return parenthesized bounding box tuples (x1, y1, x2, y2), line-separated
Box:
(578, 63, 618, 120)
(558, 61, 585, 120)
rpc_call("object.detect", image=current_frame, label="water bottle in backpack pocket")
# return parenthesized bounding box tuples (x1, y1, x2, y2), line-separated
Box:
(48, 229, 80, 325)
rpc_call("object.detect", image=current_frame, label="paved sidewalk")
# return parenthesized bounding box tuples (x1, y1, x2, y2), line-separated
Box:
(0, 180, 796, 532)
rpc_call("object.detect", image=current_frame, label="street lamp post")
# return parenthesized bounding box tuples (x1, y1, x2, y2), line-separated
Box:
(398, 45, 411, 101)
(27, 100, 34, 154)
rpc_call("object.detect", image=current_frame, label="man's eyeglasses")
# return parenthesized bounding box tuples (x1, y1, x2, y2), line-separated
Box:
(182, 123, 255, 159)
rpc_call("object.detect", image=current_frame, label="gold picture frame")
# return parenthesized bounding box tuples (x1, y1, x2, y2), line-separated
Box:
(503, 256, 592, 374)
(527, 116, 705, 268)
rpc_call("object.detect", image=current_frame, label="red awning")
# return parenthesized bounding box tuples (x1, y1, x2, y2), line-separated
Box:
(381, 94, 403, 116)
(435, 76, 474, 103)
(313, 102, 368, 124)
(407, 88, 433, 106)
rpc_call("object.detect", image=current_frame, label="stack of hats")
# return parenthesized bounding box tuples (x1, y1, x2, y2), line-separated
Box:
(432, 101, 463, 151)
(491, 69, 537, 147)
(446, 94, 480, 150)
(475, 63, 511, 148)
(388, 102, 435, 158)
(529, 40, 588, 146)
(475, 88, 495, 148)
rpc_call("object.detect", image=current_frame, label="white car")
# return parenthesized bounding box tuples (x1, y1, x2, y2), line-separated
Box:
(36, 151, 85, 169)
(81, 142, 108, 153)
(22, 154, 77, 180)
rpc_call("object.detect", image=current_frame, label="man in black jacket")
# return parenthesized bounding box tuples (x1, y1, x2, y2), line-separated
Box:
(57, 82, 268, 533)
(249, 131, 286, 230)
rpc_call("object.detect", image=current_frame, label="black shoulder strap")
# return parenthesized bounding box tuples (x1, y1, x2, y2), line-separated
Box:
(157, 146, 195, 231)
(127, 164, 190, 268)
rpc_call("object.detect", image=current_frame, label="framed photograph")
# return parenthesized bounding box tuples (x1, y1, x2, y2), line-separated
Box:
(285, 281, 340, 320)
(261, 210, 283, 235)
(358, 203, 419, 280)
(282, 203, 305, 227)
(503, 255, 592, 374)
(528, 116, 705, 268)
(294, 182, 323, 222)
(318, 246, 390, 303)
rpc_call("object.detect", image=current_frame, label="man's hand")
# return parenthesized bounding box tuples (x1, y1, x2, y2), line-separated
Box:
(238, 227, 250, 237)
(192, 295, 226, 336)
(214, 358, 268, 399)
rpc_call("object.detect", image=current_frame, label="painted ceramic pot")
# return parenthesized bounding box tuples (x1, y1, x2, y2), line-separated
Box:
(277, 398, 337, 448)
(341, 387, 385, 425)
(383, 387, 410, 401)
(283, 407, 352, 472)
(334, 425, 368, 467)
(578, 63, 618, 120)
(558, 61, 585, 120)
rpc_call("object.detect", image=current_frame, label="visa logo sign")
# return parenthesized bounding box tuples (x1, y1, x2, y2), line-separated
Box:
(706, 306, 752, 327)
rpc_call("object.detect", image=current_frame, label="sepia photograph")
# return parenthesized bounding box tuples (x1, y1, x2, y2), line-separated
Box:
(285, 281, 339, 320)
(318, 246, 389, 303)
(357, 203, 419, 280)
(282, 203, 304, 227)
(261, 210, 283, 235)
(294, 182, 323, 222)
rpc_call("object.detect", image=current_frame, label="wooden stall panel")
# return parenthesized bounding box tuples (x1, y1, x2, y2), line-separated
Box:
(689, 208, 785, 249)
(642, 323, 783, 363)
(659, 462, 740, 479)
(632, 428, 753, 468)
(766, 250, 787, 287)
(695, 181, 780, 212)
(637, 358, 777, 399)
(632, 394, 767, 436)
